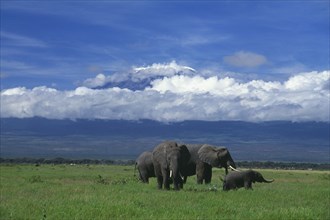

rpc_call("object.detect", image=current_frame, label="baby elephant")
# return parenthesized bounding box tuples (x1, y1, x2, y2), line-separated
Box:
(223, 170, 274, 191)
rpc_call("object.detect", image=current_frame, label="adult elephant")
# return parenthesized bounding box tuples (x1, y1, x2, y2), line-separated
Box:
(135, 151, 155, 183)
(223, 170, 274, 191)
(181, 144, 237, 184)
(152, 141, 190, 190)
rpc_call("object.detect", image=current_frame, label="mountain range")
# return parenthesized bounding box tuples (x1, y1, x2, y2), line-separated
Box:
(1, 118, 329, 163)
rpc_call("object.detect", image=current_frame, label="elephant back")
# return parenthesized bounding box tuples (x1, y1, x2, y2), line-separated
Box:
(136, 151, 152, 164)
(185, 144, 204, 162)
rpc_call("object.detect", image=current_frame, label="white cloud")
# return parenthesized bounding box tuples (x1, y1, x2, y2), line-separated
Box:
(1, 31, 48, 48)
(1, 70, 329, 122)
(149, 75, 238, 95)
(224, 51, 268, 68)
(81, 73, 109, 88)
(81, 61, 196, 88)
(133, 61, 196, 79)
(285, 71, 329, 91)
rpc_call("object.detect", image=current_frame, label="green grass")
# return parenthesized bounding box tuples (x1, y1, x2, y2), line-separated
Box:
(1, 164, 329, 219)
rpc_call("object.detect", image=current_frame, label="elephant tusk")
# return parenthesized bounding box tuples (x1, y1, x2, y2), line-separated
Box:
(229, 165, 241, 172)
(169, 170, 184, 181)
(180, 173, 184, 181)
(265, 179, 274, 183)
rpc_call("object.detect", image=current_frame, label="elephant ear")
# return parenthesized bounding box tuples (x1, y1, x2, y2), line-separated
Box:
(198, 145, 221, 167)
(179, 144, 191, 162)
(217, 147, 229, 159)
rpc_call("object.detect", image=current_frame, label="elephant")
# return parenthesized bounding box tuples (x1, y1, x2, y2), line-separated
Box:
(181, 144, 237, 184)
(223, 170, 274, 191)
(135, 151, 155, 183)
(152, 141, 190, 190)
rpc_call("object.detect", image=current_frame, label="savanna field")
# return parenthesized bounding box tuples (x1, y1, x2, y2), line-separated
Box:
(0, 164, 329, 220)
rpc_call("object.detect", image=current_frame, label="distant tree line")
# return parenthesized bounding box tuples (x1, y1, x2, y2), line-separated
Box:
(236, 161, 329, 171)
(0, 157, 329, 170)
(0, 157, 134, 166)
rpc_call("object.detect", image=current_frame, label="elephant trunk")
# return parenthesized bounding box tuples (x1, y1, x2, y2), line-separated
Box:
(227, 153, 236, 167)
(227, 156, 239, 172)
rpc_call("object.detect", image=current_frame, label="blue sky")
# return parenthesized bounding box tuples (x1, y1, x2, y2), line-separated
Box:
(1, 1, 328, 89)
(1, 1, 329, 122)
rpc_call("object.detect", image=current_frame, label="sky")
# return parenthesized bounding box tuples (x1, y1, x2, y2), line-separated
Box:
(1, 1, 329, 122)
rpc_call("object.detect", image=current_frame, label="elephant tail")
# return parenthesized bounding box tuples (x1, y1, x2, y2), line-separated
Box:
(134, 162, 137, 177)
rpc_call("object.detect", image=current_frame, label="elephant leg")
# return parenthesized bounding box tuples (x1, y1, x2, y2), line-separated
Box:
(138, 171, 144, 182)
(179, 175, 184, 189)
(173, 175, 183, 190)
(183, 176, 187, 184)
(197, 174, 204, 184)
(204, 164, 212, 184)
(173, 180, 179, 190)
(154, 164, 163, 189)
(223, 181, 229, 191)
(156, 175, 163, 189)
(244, 181, 253, 190)
(162, 169, 170, 190)
(205, 172, 212, 184)
(196, 163, 205, 184)
(164, 180, 170, 190)
(140, 171, 149, 183)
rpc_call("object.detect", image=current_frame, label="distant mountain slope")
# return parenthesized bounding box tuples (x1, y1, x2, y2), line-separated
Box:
(1, 118, 329, 162)
(93, 76, 163, 90)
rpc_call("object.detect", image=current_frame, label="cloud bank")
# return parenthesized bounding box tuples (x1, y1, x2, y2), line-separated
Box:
(1, 63, 329, 122)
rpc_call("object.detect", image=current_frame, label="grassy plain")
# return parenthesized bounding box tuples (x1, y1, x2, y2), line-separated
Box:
(0, 164, 329, 219)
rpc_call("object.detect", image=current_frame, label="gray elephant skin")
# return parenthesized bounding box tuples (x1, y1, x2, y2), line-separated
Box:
(135, 151, 155, 183)
(181, 144, 237, 184)
(152, 141, 190, 190)
(223, 170, 274, 191)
